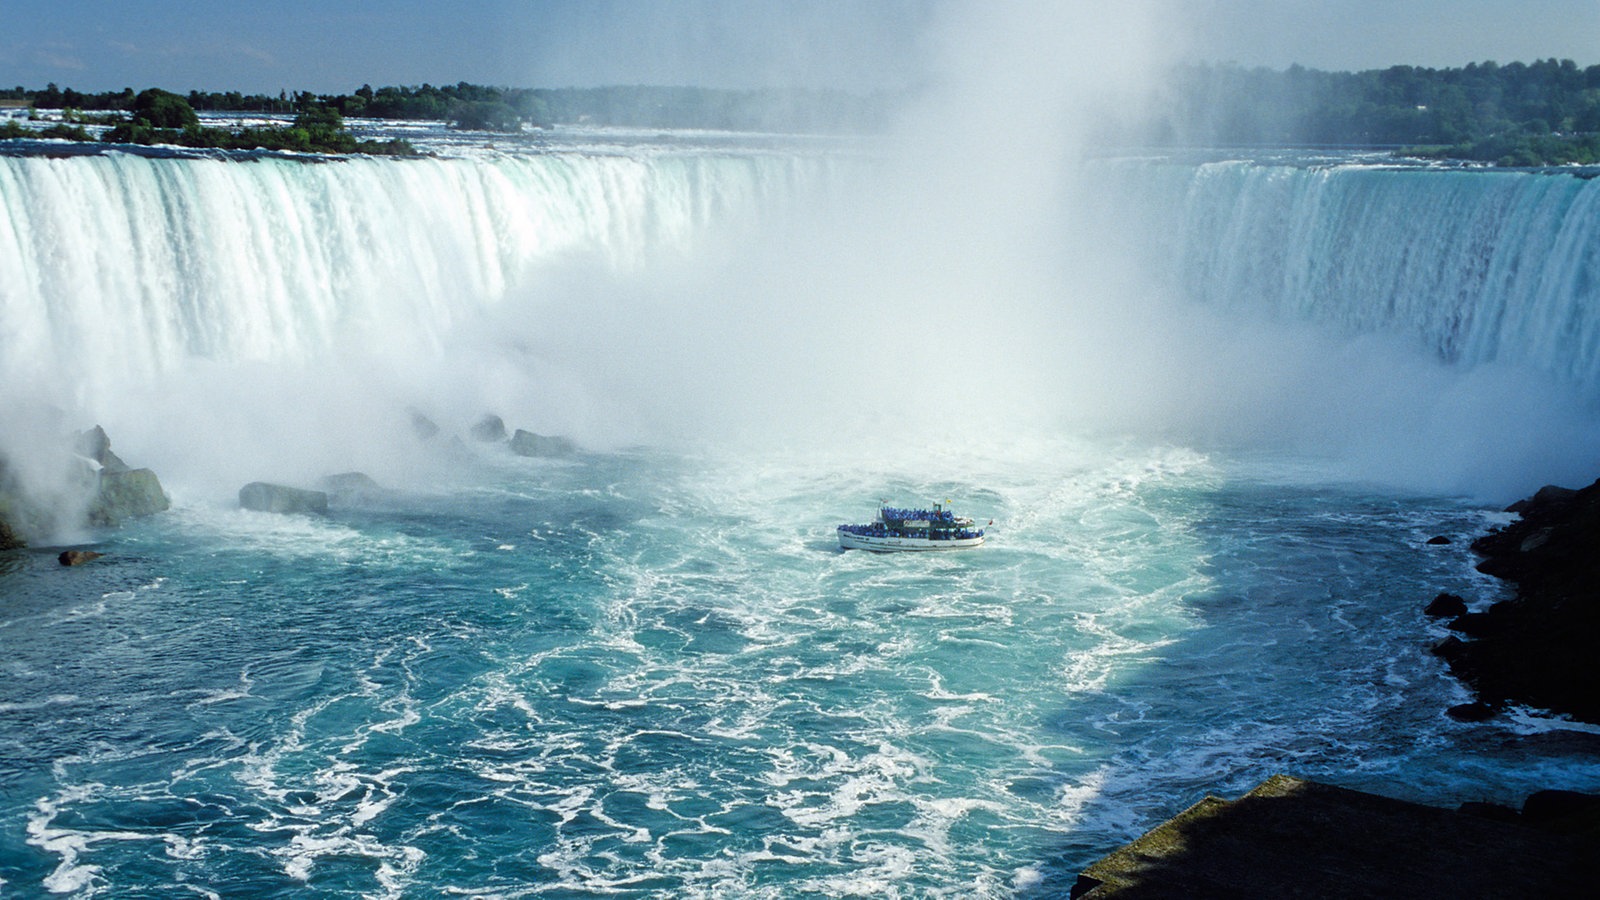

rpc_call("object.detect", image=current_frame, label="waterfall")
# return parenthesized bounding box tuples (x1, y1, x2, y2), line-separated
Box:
(1089, 159, 1600, 397)
(0, 150, 819, 405)
(2, 145, 1597, 500)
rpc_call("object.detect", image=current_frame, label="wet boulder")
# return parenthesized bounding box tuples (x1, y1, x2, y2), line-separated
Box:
(58, 549, 104, 566)
(0, 515, 22, 551)
(239, 482, 328, 515)
(74, 425, 130, 472)
(510, 429, 577, 458)
(1446, 701, 1499, 722)
(88, 467, 170, 526)
(318, 472, 385, 506)
(1425, 593, 1468, 618)
(471, 414, 508, 443)
(410, 411, 441, 441)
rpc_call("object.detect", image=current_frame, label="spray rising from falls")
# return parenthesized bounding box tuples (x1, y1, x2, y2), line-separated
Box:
(2, 144, 1599, 499)
(1027, 157, 1600, 497)
(0, 150, 821, 395)
(0, 148, 830, 494)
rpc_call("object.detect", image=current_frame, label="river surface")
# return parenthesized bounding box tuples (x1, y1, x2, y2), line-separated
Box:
(5, 436, 1600, 897)
(4, 124, 1600, 897)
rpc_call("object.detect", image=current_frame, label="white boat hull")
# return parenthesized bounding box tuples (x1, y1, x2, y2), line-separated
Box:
(838, 531, 984, 552)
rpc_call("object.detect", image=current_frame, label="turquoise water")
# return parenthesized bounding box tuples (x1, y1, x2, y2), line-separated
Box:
(6, 438, 1597, 897)
(6, 134, 1600, 896)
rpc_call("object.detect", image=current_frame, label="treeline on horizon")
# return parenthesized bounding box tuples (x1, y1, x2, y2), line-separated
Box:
(1155, 58, 1600, 165)
(4, 58, 1599, 164)
(2, 81, 893, 135)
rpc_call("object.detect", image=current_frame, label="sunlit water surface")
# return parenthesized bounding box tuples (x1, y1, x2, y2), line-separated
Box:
(4, 438, 1597, 898)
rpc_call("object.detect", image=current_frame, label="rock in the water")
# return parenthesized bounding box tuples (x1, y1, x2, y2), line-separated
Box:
(1446, 701, 1498, 722)
(510, 429, 577, 458)
(1448, 477, 1600, 723)
(3, 424, 168, 544)
(471, 414, 508, 443)
(319, 472, 384, 505)
(411, 411, 440, 441)
(88, 467, 170, 526)
(58, 549, 103, 566)
(0, 469, 48, 547)
(1447, 611, 1497, 636)
(1430, 635, 1467, 661)
(320, 471, 381, 492)
(1426, 535, 1452, 545)
(1425, 592, 1468, 618)
(0, 515, 22, 551)
(239, 482, 329, 515)
(74, 425, 129, 473)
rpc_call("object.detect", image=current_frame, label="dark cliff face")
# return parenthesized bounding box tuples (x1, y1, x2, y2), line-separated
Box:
(1433, 479, 1600, 724)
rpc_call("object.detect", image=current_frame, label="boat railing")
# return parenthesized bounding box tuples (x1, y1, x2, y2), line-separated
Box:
(880, 506, 958, 523)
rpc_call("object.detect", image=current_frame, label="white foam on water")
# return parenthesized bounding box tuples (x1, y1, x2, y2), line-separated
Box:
(1502, 708, 1600, 736)
(0, 694, 80, 713)
(25, 783, 153, 897)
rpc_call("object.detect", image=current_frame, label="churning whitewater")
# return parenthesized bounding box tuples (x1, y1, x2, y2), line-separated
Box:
(4, 135, 1600, 898)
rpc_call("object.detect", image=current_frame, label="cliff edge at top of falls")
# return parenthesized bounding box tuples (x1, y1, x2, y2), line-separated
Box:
(1432, 477, 1600, 724)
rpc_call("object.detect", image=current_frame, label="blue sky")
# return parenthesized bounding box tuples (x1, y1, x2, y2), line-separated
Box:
(3, 1, 1598, 94)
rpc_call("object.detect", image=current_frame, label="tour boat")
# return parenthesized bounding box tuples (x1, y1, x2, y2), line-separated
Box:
(837, 502, 987, 551)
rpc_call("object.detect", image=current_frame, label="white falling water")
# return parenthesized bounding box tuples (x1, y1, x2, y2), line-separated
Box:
(1085, 159, 1600, 396)
(0, 150, 820, 401)
(3, 146, 1599, 503)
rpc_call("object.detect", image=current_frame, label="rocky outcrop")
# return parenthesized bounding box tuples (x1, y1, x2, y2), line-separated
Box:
(88, 467, 170, 525)
(239, 482, 329, 515)
(318, 471, 383, 505)
(1424, 592, 1467, 618)
(0, 425, 169, 546)
(510, 429, 578, 458)
(0, 515, 22, 551)
(1430, 478, 1600, 724)
(471, 414, 508, 443)
(75, 425, 129, 473)
(58, 549, 103, 566)
(76, 426, 170, 526)
(1073, 775, 1595, 898)
(410, 411, 441, 441)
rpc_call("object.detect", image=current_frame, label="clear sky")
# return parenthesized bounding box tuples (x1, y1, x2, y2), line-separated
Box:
(3, 1, 1598, 95)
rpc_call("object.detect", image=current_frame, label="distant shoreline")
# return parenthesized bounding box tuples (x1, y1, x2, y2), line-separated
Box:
(6, 60, 1600, 164)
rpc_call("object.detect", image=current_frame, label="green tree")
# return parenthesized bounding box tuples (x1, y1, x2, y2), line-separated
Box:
(131, 88, 198, 129)
(451, 100, 521, 132)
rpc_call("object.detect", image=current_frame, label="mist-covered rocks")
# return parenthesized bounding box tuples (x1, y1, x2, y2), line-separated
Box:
(77, 426, 171, 526)
(89, 468, 171, 525)
(76, 425, 129, 473)
(411, 411, 441, 441)
(510, 429, 578, 458)
(0, 424, 170, 548)
(318, 471, 385, 506)
(1430, 477, 1600, 724)
(0, 514, 22, 552)
(239, 482, 329, 515)
(407, 408, 580, 457)
(470, 414, 508, 443)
